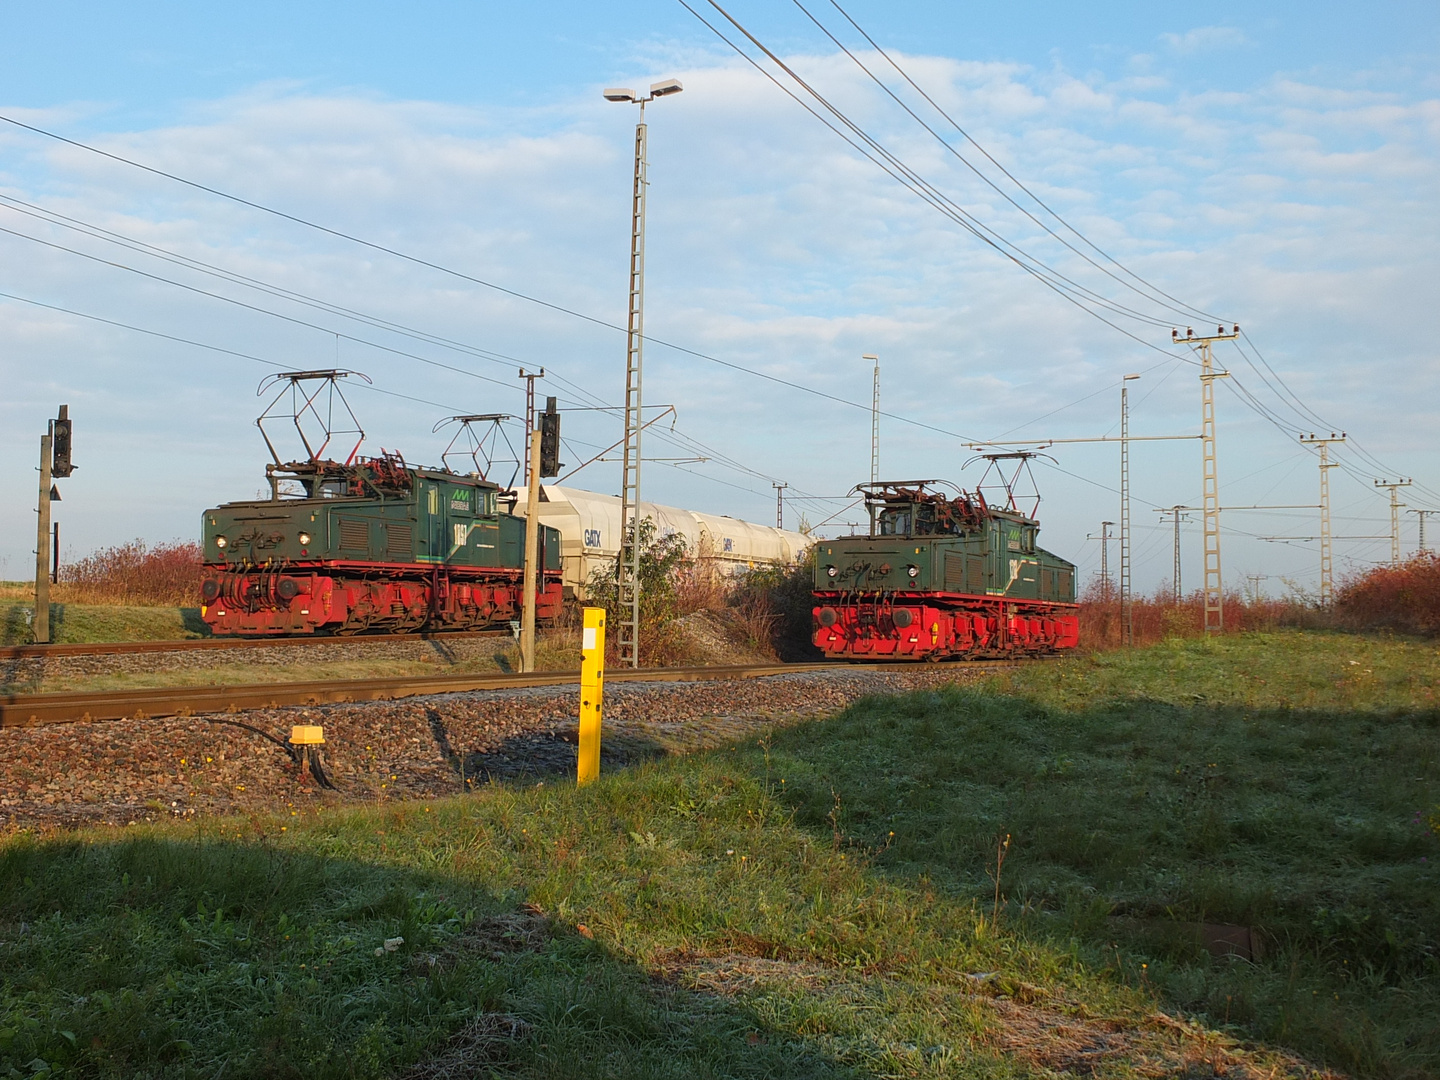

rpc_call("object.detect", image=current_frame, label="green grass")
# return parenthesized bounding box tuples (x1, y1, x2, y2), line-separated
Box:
(771, 631, 1440, 1077)
(1, 630, 1435, 1078)
(0, 770, 1147, 1080)
(0, 599, 204, 645)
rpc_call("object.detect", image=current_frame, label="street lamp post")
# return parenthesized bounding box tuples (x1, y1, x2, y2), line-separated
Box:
(603, 78, 682, 668)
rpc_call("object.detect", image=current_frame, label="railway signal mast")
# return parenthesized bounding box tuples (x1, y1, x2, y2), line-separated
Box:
(33, 405, 74, 645)
(1174, 325, 1238, 632)
(604, 77, 683, 668)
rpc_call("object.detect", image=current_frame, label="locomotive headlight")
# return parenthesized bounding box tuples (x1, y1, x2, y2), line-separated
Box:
(906, 564, 919, 578)
(215, 535, 228, 549)
(825, 565, 838, 578)
(298, 531, 312, 546)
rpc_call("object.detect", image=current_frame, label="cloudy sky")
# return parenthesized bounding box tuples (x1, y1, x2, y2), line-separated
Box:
(0, 0, 1436, 596)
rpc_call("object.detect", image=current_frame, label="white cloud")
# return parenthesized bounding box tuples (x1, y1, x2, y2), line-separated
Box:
(1160, 27, 1253, 55)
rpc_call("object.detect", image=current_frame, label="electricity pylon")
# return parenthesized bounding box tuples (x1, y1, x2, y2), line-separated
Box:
(1174, 325, 1237, 632)
(1154, 506, 1195, 602)
(1374, 478, 1412, 565)
(1409, 508, 1437, 554)
(1088, 521, 1115, 601)
(1300, 433, 1345, 605)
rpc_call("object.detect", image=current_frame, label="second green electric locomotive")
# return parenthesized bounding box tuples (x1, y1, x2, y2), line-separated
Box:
(812, 480, 1078, 659)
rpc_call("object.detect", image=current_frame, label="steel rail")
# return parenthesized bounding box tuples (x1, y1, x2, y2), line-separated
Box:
(0, 628, 514, 662)
(0, 659, 1017, 729)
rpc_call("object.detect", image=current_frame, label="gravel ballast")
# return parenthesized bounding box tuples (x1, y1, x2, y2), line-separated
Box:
(0, 667, 991, 831)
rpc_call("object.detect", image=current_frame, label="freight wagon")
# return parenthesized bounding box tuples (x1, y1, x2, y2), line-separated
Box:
(508, 484, 812, 598)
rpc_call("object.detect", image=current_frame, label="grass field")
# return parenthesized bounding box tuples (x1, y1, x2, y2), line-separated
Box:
(1, 631, 1436, 1078)
(0, 595, 204, 645)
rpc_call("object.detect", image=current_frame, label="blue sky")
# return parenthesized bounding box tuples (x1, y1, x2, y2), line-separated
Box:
(0, 0, 1436, 595)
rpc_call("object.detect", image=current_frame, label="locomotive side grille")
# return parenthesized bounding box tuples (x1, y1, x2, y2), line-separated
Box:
(1041, 567, 1054, 596)
(1058, 568, 1073, 599)
(943, 551, 966, 590)
(338, 519, 369, 551)
(385, 522, 413, 557)
(966, 555, 986, 595)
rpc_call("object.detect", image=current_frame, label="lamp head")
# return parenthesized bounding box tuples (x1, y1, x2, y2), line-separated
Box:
(649, 78, 684, 97)
(603, 88, 638, 102)
(1123, 373, 1141, 381)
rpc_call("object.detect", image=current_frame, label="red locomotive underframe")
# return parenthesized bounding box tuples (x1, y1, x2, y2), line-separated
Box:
(201, 560, 563, 636)
(812, 590, 1079, 659)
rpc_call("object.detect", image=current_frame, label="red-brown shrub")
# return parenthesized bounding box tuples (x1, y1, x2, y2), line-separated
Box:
(1333, 552, 1440, 635)
(1078, 581, 1321, 650)
(60, 539, 204, 607)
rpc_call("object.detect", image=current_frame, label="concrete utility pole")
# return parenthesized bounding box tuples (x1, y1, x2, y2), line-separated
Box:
(1175, 325, 1238, 632)
(1374, 478, 1413, 565)
(1408, 508, 1437, 554)
(1154, 506, 1195, 602)
(865, 354, 880, 485)
(773, 482, 787, 528)
(1120, 374, 1141, 646)
(1300, 433, 1345, 604)
(519, 369, 545, 674)
(604, 77, 682, 668)
(1088, 521, 1115, 601)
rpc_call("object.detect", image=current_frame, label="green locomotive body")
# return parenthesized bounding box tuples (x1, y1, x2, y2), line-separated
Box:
(201, 454, 562, 635)
(812, 480, 1079, 659)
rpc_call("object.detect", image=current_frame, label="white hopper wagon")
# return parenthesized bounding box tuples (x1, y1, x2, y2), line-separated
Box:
(507, 484, 813, 599)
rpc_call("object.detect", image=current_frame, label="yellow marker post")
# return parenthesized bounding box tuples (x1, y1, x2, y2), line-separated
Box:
(577, 607, 606, 785)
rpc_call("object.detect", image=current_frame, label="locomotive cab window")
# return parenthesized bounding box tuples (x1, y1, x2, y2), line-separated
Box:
(878, 510, 910, 536)
(1022, 526, 1037, 554)
(317, 479, 347, 499)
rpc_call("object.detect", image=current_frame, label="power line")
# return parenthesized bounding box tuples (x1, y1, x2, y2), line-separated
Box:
(0, 196, 830, 502)
(0, 112, 995, 448)
(679, 1, 1208, 362)
(796, 0, 1223, 327)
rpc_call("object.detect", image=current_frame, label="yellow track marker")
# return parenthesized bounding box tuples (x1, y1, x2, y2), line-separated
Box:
(577, 607, 605, 785)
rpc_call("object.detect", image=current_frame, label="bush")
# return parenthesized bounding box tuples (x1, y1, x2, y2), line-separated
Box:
(585, 518, 695, 664)
(1334, 552, 1440, 635)
(1078, 580, 1322, 650)
(60, 539, 203, 607)
(585, 519, 820, 665)
(730, 549, 820, 661)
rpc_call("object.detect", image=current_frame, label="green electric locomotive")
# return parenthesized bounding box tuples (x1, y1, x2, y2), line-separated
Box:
(201, 453, 562, 636)
(812, 480, 1079, 659)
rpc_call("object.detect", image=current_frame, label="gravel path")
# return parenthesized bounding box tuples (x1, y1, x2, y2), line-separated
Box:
(0, 667, 989, 831)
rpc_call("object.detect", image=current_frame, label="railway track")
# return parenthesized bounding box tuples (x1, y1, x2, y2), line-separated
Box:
(0, 628, 514, 662)
(0, 659, 1016, 729)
